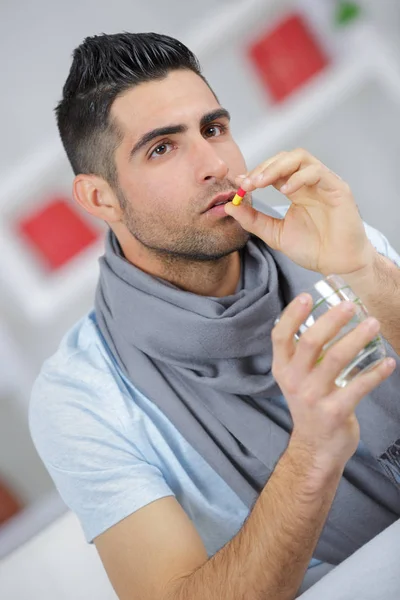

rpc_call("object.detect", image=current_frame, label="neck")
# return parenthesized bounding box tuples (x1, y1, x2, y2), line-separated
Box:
(117, 234, 242, 298)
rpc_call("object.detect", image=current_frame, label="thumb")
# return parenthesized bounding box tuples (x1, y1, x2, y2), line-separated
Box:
(224, 202, 283, 250)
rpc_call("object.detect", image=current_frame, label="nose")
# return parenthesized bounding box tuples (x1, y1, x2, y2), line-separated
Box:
(191, 136, 229, 184)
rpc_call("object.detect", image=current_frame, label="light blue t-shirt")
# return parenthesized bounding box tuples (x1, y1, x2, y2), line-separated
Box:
(29, 213, 400, 568)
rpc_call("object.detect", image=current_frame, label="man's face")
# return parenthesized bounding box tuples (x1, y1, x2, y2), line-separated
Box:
(111, 69, 250, 260)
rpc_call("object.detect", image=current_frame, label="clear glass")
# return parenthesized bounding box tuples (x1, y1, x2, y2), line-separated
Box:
(278, 274, 386, 388)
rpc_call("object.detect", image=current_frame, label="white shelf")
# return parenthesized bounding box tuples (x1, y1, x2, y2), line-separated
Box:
(185, 0, 280, 60)
(0, 138, 105, 325)
(238, 24, 400, 165)
(0, 140, 65, 208)
(239, 52, 373, 165)
(0, 219, 103, 324)
(0, 321, 33, 404)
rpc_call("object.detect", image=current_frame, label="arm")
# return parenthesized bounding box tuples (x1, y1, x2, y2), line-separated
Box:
(95, 447, 342, 600)
(342, 248, 400, 355)
(168, 447, 342, 600)
(95, 295, 395, 600)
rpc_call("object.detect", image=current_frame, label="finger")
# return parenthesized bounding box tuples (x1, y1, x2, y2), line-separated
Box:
(290, 301, 358, 377)
(224, 203, 283, 249)
(235, 152, 289, 190)
(309, 316, 383, 394)
(319, 315, 381, 372)
(271, 293, 313, 369)
(240, 148, 314, 192)
(245, 152, 289, 178)
(280, 165, 323, 195)
(281, 164, 346, 196)
(330, 356, 396, 415)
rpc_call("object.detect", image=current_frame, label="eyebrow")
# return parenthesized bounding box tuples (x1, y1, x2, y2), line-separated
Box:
(129, 108, 231, 159)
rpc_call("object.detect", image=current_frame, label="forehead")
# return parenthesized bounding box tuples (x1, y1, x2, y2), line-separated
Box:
(111, 70, 220, 138)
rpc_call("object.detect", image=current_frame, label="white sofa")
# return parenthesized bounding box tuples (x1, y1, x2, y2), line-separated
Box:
(0, 511, 117, 600)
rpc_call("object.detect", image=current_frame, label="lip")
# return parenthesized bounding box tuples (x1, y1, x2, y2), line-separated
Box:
(204, 191, 236, 213)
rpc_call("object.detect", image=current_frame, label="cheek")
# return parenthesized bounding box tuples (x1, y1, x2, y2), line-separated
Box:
(134, 176, 188, 218)
(146, 164, 193, 204)
(224, 142, 247, 174)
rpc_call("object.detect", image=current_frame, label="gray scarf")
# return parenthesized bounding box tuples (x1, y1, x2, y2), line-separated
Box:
(95, 205, 400, 565)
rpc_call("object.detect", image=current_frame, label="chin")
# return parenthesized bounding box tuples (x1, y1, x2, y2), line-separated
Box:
(205, 231, 250, 260)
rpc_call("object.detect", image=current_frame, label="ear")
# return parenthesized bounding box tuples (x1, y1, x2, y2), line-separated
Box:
(73, 174, 123, 224)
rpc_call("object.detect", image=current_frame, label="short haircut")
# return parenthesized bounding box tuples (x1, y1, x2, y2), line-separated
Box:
(55, 32, 210, 188)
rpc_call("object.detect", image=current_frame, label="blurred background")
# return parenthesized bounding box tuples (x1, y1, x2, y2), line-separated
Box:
(0, 0, 399, 596)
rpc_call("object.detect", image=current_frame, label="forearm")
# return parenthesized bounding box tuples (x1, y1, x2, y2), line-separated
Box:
(343, 248, 400, 355)
(168, 443, 343, 600)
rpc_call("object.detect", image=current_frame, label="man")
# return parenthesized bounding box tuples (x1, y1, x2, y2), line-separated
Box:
(30, 32, 400, 600)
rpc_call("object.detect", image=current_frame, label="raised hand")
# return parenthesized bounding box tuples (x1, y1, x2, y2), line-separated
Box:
(225, 149, 376, 277)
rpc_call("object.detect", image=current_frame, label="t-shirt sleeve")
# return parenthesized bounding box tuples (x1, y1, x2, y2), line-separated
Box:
(29, 362, 174, 543)
(363, 221, 400, 266)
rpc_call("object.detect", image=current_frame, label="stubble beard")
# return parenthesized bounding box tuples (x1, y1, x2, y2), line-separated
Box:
(117, 187, 251, 264)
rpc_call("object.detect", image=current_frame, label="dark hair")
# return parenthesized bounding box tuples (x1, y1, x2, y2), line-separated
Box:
(55, 32, 209, 189)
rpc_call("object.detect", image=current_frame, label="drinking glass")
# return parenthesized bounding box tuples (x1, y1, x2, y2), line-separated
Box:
(277, 274, 386, 388)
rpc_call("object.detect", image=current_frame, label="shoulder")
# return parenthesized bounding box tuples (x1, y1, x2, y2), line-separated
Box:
(29, 311, 138, 469)
(30, 311, 123, 410)
(32, 310, 121, 391)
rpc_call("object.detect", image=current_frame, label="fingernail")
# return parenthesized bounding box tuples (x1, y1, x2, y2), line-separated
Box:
(281, 184, 289, 193)
(365, 317, 380, 332)
(254, 173, 264, 183)
(243, 178, 252, 187)
(236, 174, 246, 179)
(341, 301, 355, 313)
(298, 293, 310, 305)
(386, 358, 396, 369)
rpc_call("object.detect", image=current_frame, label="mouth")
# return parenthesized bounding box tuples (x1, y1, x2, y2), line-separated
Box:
(204, 191, 236, 213)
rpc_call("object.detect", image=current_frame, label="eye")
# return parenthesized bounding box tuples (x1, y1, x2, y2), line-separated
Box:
(149, 141, 174, 159)
(203, 123, 227, 138)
